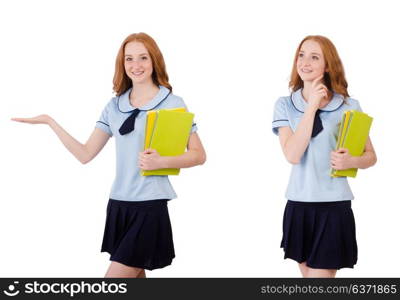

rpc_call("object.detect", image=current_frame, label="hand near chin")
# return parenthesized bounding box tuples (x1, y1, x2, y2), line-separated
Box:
(308, 74, 328, 110)
(11, 114, 53, 125)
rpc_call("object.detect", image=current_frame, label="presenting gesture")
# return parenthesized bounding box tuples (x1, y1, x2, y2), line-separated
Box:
(11, 114, 53, 125)
(11, 114, 110, 164)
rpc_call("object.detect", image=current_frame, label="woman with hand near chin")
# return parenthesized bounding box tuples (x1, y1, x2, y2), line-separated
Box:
(12, 32, 206, 278)
(272, 35, 376, 278)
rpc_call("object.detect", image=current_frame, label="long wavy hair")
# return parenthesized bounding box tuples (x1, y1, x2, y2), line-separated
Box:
(289, 35, 349, 98)
(113, 32, 172, 96)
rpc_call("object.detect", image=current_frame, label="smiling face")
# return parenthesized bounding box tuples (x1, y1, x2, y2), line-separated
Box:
(296, 39, 327, 83)
(124, 41, 154, 85)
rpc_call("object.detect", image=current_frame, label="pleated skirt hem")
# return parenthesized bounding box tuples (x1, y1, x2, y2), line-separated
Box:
(101, 199, 175, 271)
(281, 200, 358, 270)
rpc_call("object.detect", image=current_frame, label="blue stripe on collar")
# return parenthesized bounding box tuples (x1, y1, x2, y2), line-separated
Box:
(291, 89, 344, 112)
(117, 85, 171, 113)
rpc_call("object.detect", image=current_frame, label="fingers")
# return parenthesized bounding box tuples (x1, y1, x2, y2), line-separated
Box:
(331, 150, 344, 160)
(315, 84, 328, 98)
(331, 156, 341, 169)
(331, 149, 351, 170)
(11, 118, 29, 123)
(138, 149, 160, 171)
(138, 157, 151, 170)
(311, 74, 324, 87)
(315, 89, 327, 100)
(310, 78, 328, 104)
(315, 84, 328, 93)
(331, 152, 339, 160)
(144, 148, 156, 154)
(140, 150, 156, 161)
(11, 118, 37, 124)
(140, 149, 152, 155)
(139, 149, 154, 159)
(138, 156, 147, 169)
(138, 151, 152, 169)
(331, 149, 348, 162)
(11, 114, 51, 125)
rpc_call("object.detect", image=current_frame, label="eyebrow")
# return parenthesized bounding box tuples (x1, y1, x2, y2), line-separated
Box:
(124, 53, 149, 57)
(299, 50, 321, 56)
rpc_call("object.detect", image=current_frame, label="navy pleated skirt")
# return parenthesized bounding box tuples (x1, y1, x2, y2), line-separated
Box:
(281, 200, 357, 269)
(101, 199, 175, 270)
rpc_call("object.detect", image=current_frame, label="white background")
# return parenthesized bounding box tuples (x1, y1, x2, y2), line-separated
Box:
(1, 0, 399, 277)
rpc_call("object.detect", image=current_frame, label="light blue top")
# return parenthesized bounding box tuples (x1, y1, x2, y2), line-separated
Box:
(272, 89, 362, 202)
(95, 85, 197, 202)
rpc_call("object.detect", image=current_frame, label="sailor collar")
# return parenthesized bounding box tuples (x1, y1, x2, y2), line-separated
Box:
(290, 89, 344, 113)
(117, 85, 171, 113)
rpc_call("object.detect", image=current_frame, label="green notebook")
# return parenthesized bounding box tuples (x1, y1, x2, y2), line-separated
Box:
(141, 109, 194, 176)
(331, 110, 373, 178)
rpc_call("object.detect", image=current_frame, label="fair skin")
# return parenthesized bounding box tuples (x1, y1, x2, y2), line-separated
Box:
(11, 41, 206, 278)
(279, 40, 376, 278)
(299, 262, 337, 278)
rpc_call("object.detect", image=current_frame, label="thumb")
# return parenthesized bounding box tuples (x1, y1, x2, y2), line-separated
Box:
(144, 148, 156, 154)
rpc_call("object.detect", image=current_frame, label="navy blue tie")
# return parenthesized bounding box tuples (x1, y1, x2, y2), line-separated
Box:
(119, 109, 140, 135)
(311, 109, 323, 138)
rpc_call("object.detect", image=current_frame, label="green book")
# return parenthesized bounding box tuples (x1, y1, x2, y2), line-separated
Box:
(331, 110, 373, 178)
(141, 110, 194, 176)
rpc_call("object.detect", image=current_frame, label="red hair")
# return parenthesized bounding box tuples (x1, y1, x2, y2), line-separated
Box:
(289, 35, 349, 98)
(113, 33, 172, 96)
